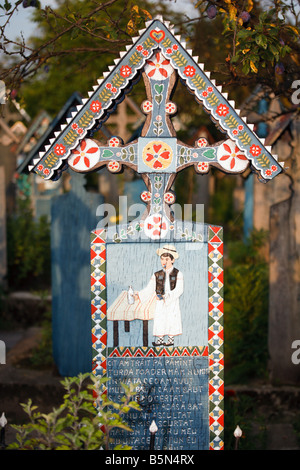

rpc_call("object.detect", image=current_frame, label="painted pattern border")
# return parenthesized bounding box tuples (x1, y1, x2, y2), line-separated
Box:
(31, 17, 282, 182)
(90, 225, 224, 450)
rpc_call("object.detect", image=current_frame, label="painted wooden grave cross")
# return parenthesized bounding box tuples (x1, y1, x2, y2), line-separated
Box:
(26, 17, 283, 450)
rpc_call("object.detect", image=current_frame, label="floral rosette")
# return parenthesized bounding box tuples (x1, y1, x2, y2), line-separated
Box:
(68, 139, 100, 171)
(142, 140, 173, 170)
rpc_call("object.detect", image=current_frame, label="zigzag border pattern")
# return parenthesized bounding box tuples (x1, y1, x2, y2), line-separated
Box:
(107, 345, 208, 358)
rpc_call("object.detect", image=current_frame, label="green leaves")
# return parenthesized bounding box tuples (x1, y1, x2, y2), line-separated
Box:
(8, 373, 141, 450)
(231, 7, 297, 75)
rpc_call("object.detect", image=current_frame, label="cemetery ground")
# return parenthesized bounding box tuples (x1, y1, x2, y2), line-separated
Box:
(0, 291, 300, 451)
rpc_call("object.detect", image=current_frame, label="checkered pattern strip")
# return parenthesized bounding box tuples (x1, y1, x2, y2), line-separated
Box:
(208, 226, 224, 450)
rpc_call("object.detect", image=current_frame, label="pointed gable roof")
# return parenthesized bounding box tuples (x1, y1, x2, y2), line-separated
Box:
(27, 16, 284, 182)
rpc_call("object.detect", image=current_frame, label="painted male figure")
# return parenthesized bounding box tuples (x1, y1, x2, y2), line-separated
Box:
(134, 244, 183, 346)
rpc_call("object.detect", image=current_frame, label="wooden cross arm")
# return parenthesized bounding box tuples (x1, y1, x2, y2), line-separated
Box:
(37, 137, 139, 176)
(176, 139, 251, 175)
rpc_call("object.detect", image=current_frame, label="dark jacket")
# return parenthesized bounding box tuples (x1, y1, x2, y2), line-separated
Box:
(154, 268, 179, 296)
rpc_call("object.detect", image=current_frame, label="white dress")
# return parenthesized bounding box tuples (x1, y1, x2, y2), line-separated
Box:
(138, 268, 184, 337)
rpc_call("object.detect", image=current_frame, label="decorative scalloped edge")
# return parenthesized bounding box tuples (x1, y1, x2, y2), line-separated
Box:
(28, 15, 284, 182)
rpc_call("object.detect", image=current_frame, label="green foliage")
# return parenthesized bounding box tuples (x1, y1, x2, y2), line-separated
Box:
(231, 9, 297, 75)
(6, 198, 51, 290)
(8, 372, 140, 450)
(18, 0, 178, 117)
(194, 0, 299, 99)
(225, 392, 267, 450)
(26, 309, 54, 369)
(208, 174, 243, 241)
(225, 230, 269, 383)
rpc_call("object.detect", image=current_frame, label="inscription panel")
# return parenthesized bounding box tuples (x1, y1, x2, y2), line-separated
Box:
(107, 356, 209, 450)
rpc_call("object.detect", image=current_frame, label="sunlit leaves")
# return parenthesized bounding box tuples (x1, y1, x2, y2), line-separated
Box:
(127, 5, 152, 35)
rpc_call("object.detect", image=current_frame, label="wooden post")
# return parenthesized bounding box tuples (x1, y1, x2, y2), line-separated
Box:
(268, 117, 300, 384)
(51, 172, 104, 376)
(0, 167, 7, 287)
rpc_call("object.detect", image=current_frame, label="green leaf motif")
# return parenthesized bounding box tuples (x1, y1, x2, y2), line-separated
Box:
(154, 84, 164, 95)
(102, 149, 114, 158)
(203, 148, 216, 160)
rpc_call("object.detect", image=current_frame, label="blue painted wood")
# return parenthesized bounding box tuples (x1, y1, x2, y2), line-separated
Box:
(243, 173, 254, 240)
(51, 172, 104, 376)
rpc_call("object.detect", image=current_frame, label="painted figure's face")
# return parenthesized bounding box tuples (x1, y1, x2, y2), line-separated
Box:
(160, 255, 174, 270)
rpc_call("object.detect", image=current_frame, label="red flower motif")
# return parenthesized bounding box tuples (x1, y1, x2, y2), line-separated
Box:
(145, 52, 172, 80)
(141, 191, 151, 202)
(37, 164, 44, 171)
(197, 162, 209, 173)
(142, 100, 153, 113)
(219, 143, 247, 170)
(172, 44, 178, 51)
(216, 104, 229, 117)
(71, 140, 98, 168)
(120, 65, 132, 78)
(250, 144, 262, 157)
(271, 165, 277, 172)
(165, 102, 176, 114)
(147, 216, 167, 237)
(136, 44, 143, 52)
(197, 138, 208, 148)
(145, 143, 171, 169)
(54, 144, 66, 156)
(43, 168, 50, 176)
(108, 137, 121, 147)
(108, 160, 121, 172)
(71, 123, 78, 130)
(164, 192, 175, 204)
(183, 65, 196, 77)
(90, 100, 102, 113)
(142, 50, 149, 57)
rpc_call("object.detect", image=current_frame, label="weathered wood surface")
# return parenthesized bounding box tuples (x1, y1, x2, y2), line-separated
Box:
(268, 117, 300, 384)
(51, 172, 104, 376)
(0, 167, 7, 286)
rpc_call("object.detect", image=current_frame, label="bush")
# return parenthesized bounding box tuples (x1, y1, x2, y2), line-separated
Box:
(8, 373, 140, 450)
(225, 230, 269, 383)
(6, 198, 51, 290)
